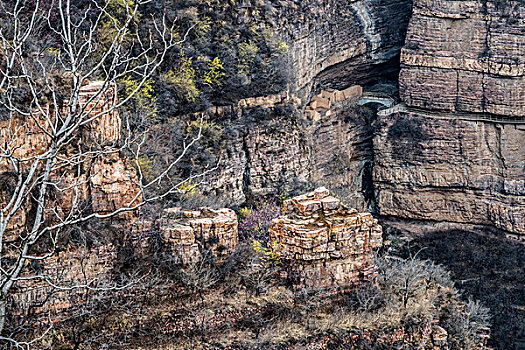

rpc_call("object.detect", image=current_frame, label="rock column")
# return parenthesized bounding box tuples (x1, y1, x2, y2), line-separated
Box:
(269, 187, 382, 289)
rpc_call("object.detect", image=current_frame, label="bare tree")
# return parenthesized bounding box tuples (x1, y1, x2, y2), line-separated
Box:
(239, 252, 279, 300)
(376, 252, 451, 309)
(179, 251, 219, 307)
(0, 0, 212, 346)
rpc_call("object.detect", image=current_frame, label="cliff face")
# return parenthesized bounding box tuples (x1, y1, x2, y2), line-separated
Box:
(192, 0, 525, 239)
(399, 0, 525, 116)
(270, 187, 383, 289)
(374, 112, 525, 235)
(198, 95, 377, 211)
(0, 82, 141, 231)
(373, 0, 524, 236)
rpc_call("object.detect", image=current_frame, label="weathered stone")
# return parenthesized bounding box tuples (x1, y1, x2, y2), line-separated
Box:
(195, 89, 377, 211)
(88, 154, 141, 215)
(160, 207, 239, 264)
(0, 81, 141, 231)
(13, 244, 117, 316)
(279, 0, 412, 91)
(270, 188, 382, 288)
(374, 112, 525, 235)
(400, 0, 525, 117)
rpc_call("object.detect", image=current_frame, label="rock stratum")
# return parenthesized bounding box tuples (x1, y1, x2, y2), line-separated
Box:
(278, 0, 412, 92)
(374, 112, 525, 235)
(270, 188, 383, 288)
(160, 207, 239, 264)
(0, 82, 141, 233)
(399, 0, 525, 117)
(378, 0, 525, 236)
(141, 0, 525, 242)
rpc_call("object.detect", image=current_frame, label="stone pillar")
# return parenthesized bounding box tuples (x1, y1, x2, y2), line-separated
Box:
(269, 187, 382, 289)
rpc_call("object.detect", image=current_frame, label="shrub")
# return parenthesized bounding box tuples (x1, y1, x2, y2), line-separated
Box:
(238, 200, 280, 242)
(252, 239, 283, 266)
(444, 298, 491, 350)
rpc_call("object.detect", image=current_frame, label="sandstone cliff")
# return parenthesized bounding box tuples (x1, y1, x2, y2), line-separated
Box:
(374, 112, 525, 235)
(375, 0, 525, 237)
(277, 0, 412, 93)
(399, 0, 525, 117)
(0, 81, 141, 232)
(270, 187, 383, 289)
(195, 93, 377, 211)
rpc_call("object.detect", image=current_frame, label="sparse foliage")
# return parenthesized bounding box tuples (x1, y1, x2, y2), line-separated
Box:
(238, 200, 280, 241)
(0, 0, 214, 346)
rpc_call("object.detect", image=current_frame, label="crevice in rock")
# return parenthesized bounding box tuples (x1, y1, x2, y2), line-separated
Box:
(241, 131, 252, 203)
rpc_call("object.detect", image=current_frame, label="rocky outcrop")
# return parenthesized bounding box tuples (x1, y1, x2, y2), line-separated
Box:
(0, 81, 141, 231)
(399, 0, 525, 117)
(168, 0, 524, 240)
(77, 81, 122, 144)
(374, 111, 525, 235)
(269, 188, 382, 288)
(166, 0, 413, 207)
(380, 0, 525, 236)
(197, 93, 376, 210)
(160, 207, 239, 264)
(88, 154, 141, 214)
(13, 206, 239, 317)
(197, 110, 311, 205)
(13, 244, 117, 316)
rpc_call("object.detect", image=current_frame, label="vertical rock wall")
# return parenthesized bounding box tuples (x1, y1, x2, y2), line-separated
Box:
(399, 0, 525, 116)
(374, 112, 525, 235)
(379, 0, 525, 237)
(197, 94, 376, 211)
(280, 0, 412, 92)
(160, 208, 239, 264)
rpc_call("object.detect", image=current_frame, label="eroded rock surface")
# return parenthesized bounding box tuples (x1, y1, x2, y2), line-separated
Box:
(400, 0, 525, 117)
(269, 188, 382, 288)
(13, 206, 239, 317)
(160, 207, 239, 264)
(279, 0, 412, 92)
(0, 81, 141, 231)
(13, 244, 117, 316)
(374, 111, 525, 235)
(196, 95, 376, 211)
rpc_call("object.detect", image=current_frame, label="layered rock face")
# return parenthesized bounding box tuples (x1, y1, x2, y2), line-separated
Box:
(0, 81, 141, 231)
(168, 0, 413, 208)
(269, 188, 382, 288)
(77, 81, 122, 143)
(374, 112, 525, 235)
(378, 0, 525, 237)
(13, 206, 239, 317)
(13, 244, 117, 316)
(399, 0, 525, 117)
(160, 208, 239, 264)
(198, 94, 376, 211)
(177, 0, 524, 239)
(197, 109, 310, 205)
